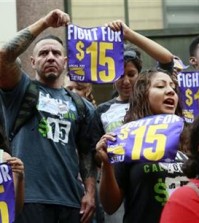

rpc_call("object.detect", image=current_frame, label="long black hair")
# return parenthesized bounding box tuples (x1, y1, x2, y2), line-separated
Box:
(0, 122, 10, 154)
(124, 67, 183, 123)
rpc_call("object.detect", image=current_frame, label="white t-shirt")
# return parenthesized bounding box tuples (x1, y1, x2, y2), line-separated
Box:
(0, 149, 3, 163)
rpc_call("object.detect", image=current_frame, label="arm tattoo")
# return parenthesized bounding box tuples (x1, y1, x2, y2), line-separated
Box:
(79, 152, 97, 181)
(2, 28, 35, 62)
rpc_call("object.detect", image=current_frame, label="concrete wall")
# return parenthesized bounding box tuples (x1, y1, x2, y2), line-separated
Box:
(71, 0, 163, 30)
(16, 0, 66, 78)
(0, 0, 17, 46)
(1, 0, 198, 104)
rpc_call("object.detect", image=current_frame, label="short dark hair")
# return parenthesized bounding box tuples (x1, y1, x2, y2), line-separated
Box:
(35, 35, 63, 46)
(0, 123, 10, 154)
(189, 35, 199, 57)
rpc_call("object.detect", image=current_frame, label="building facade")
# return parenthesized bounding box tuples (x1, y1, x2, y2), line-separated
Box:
(1, 0, 199, 103)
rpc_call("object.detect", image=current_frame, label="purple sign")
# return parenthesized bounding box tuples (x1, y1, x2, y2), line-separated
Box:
(0, 163, 15, 223)
(107, 114, 184, 164)
(178, 71, 199, 123)
(67, 24, 124, 84)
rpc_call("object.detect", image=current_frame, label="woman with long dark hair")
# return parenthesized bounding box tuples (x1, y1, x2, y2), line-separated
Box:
(96, 68, 188, 223)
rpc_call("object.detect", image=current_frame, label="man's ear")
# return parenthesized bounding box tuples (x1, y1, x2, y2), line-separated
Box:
(64, 56, 67, 65)
(189, 56, 198, 68)
(85, 88, 92, 98)
(30, 56, 36, 69)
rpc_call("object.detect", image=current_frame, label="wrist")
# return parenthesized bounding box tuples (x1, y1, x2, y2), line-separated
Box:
(42, 17, 49, 30)
(30, 17, 48, 37)
(16, 171, 25, 181)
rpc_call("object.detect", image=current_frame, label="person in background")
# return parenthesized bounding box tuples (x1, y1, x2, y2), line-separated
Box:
(96, 68, 188, 223)
(91, 45, 141, 223)
(189, 35, 199, 70)
(160, 115, 199, 223)
(173, 55, 189, 77)
(0, 9, 96, 223)
(0, 122, 24, 217)
(91, 19, 175, 223)
(64, 75, 97, 107)
(63, 75, 103, 223)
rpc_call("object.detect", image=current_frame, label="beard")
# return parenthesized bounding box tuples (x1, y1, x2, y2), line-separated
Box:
(36, 68, 63, 85)
(46, 72, 58, 81)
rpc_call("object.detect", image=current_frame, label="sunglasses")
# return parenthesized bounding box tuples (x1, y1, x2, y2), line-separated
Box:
(124, 50, 139, 61)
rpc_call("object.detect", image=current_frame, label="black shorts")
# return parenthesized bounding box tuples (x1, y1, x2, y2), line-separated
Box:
(14, 203, 81, 223)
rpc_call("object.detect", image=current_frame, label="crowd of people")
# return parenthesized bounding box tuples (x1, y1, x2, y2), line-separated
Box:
(0, 8, 199, 223)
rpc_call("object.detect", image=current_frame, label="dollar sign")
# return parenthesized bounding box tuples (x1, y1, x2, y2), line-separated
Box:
(76, 41, 85, 61)
(154, 178, 168, 206)
(185, 89, 193, 106)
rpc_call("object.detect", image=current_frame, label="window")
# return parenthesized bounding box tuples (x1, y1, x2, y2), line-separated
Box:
(69, 0, 199, 30)
(163, 0, 199, 28)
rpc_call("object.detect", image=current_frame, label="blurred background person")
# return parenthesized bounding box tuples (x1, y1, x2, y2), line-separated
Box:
(64, 75, 97, 107)
(160, 115, 199, 223)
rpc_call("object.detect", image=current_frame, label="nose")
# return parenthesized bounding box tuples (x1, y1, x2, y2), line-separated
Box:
(165, 85, 175, 95)
(46, 51, 55, 61)
(71, 88, 77, 93)
(122, 75, 130, 84)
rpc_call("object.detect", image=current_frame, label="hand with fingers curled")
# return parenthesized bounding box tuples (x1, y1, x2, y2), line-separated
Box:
(95, 133, 116, 166)
(44, 9, 70, 28)
(106, 20, 130, 39)
(6, 157, 24, 181)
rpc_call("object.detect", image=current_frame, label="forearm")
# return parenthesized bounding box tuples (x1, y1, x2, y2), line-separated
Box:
(124, 28, 173, 64)
(83, 177, 96, 198)
(100, 162, 123, 214)
(0, 18, 47, 88)
(79, 151, 97, 180)
(79, 153, 96, 205)
(0, 27, 34, 88)
(14, 174, 24, 215)
(1, 17, 47, 63)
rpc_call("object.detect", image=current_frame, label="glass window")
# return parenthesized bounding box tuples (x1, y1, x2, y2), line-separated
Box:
(70, 0, 124, 27)
(163, 0, 199, 28)
(70, 0, 199, 30)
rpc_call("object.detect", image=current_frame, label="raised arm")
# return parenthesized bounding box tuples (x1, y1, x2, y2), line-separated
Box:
(0, 9, 70, 89)
(107, 20, 173, 64)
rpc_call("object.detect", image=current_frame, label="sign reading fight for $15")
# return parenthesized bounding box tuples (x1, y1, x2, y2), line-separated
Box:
(67, 24, 124, 84)
(178, 71, 199, 123)
(107, 114, 184, 164)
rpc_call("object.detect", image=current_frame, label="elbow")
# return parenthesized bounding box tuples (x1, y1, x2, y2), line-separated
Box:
(105, 208, 118, 215)
(101, 201, 121, 215)
(159, 53, 173, 64)
(167, 53, 174, 63)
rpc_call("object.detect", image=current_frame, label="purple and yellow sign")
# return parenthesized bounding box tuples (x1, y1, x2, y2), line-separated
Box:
(67, 24, 124, 84)
(107, 114, 184, 164)
(0, 163, 15, 223)
(178, 71, 199, 123)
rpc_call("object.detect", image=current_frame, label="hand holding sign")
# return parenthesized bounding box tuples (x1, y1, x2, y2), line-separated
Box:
(0, 163, 15, 222)
(107, 114, 184, 164)
(67, 24, 124, 83)
(178, 71, 199, 123)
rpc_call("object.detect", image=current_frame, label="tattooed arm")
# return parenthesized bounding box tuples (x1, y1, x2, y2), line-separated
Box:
(79, 152, 97, 223)
(0, 9, 70, 89)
